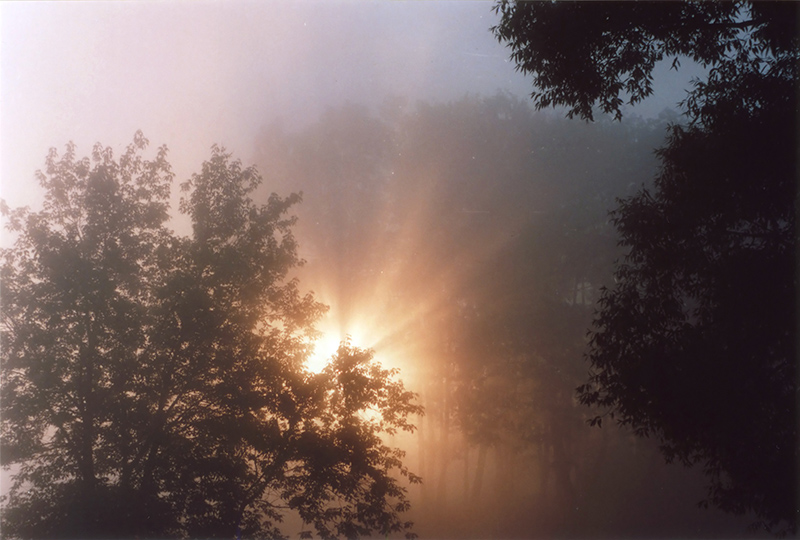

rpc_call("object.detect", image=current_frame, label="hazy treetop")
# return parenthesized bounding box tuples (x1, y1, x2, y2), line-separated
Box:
(1, 1, 692, 224)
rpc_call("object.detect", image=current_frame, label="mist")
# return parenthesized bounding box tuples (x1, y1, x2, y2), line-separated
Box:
(250, 97, 759, 538)
(0, 2, 774, 539)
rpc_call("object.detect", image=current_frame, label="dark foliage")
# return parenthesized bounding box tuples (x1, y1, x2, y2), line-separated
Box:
(582, 89, 797, 533)
(493, 1, 799, 121)
(494, 0, 798, 534)
(0, 134, 422, 539)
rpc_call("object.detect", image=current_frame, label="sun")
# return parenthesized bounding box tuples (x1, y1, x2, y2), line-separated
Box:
(306, 331, 343, 374)
(305, 316, 373, 374)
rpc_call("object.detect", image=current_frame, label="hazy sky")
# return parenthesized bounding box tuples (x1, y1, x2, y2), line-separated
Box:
(0, 2, 514, 212)
(0, 1, 687, 222)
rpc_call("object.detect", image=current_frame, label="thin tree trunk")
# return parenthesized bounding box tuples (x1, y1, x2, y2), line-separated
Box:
(553, 433, 576, 510)
(77, 312, 98, 535)
(436, 374, 449, 507)
(418, 410, 427, 507)
(470, 444, 487, 503)
(463, 443, 469, 505)
(538, 440, 550, 504)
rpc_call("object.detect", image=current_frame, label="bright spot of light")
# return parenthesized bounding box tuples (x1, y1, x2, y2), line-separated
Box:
(304, 316, 375, 374)
(306, 332, 341, 374)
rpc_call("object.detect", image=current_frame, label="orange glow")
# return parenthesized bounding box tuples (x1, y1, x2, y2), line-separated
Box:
(293, 170, 532, 386)
(306, 331, 340, 374)
(304, 312, 386, 374)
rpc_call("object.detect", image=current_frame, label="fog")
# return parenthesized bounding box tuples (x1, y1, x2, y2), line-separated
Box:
(250, 98, 758, 538)
(0, 2, 761, 538)
(1, 1, 530, 213)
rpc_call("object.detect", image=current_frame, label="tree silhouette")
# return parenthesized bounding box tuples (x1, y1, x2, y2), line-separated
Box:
(0, 133, 422, 539)
(493, 1, 798, 121)
(494, 0, 797, 533)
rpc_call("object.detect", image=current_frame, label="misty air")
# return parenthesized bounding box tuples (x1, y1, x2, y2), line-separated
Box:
(0, 2, 796, 539)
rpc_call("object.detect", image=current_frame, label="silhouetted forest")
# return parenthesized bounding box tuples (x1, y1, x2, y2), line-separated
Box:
(1, 1, 796, 539)
(251, 94, 776, 537)
(493, 2, 797, 535)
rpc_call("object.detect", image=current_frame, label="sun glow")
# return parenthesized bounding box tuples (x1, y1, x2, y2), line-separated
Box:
(303, 312, 398, 375)
(304, 315, 372, 374)
(306, 332, 342, 374)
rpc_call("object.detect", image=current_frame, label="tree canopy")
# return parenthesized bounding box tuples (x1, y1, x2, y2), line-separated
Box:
(0, 133, 422, 539)
(493, 1, 799, 121)
(494, 0, 798, 534)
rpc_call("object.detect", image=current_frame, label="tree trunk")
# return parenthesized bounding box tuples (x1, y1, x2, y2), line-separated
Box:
(552, 433, 576, 511)
(418, 410, 427, 507)
(463, 443, 469, 505)
(77, 312, 98, 535)
(435, 374, 450, 507)
(470, 444, 487, 503)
